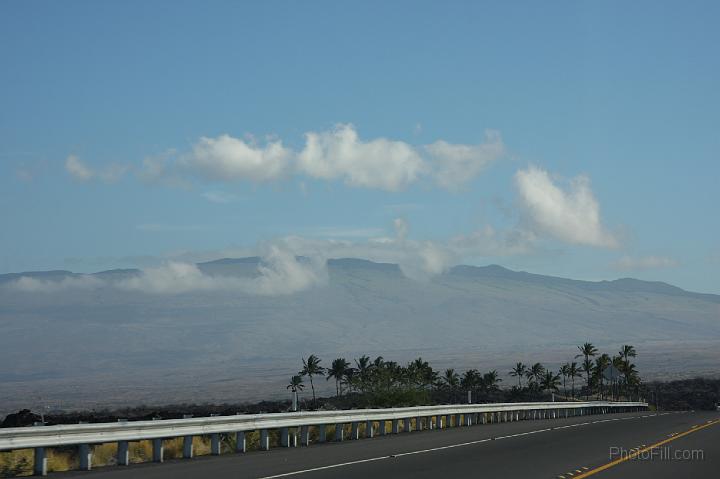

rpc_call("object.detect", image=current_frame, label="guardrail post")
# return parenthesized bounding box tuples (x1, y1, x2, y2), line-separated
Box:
(334, 423, 344, 441)
(404, 417, 411, 432)
(391, 419, 399, 434)
(351, 421, 360, 439)
(280, 428, 290, 447)
(79, 444, 92, 471)
(319, 424, 327, 442)
(365, 420, 374, 438)
(300, 426, 310, 446)
(235, 431, 246, 452)
(436, 415, 444, 429)
(152, 438, 164, 463)
(183, 436, 194, 458)
(260, 429, 270, 450)
(454, 414, 461, 426)
(379, 420, 387, 435)
(211, 433, 221, 454)
(117, 441, 129, 465)
(33, 447, 47, 476)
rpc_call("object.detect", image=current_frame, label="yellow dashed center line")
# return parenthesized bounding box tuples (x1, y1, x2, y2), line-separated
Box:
(571, 419, 720, 479)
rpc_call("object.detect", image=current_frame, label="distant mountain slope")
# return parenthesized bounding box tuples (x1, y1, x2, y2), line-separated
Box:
(0, 258, 718, 412)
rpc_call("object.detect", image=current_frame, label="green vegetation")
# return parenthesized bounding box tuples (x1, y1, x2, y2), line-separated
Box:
(640, 378, 720, 411)
(291, 342, 642, 409)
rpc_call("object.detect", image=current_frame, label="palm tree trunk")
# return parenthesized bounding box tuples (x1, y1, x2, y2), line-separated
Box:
(310, 375, 316, 408)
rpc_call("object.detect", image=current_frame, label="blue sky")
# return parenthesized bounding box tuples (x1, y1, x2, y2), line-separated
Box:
(1, 0, 718, 293)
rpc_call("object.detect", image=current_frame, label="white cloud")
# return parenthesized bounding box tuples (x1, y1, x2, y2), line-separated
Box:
(9, 275, 103, 292)
(297, 124, 426, 191)
(252, 246, 327, 295)
(426, 130, 505, 189)
(118, 262, 221, 294)
(65, 155, 94, 181)
(131, 126, 505, 191)
(269, 218, 535, 281)
(117, 248, 325, 295)
(65, 154, 127, 182)
(393, 218, 409, 241)
(613, 256, 678, 271)
(182, 134, 291, 182)
(514, 166, 618, 248)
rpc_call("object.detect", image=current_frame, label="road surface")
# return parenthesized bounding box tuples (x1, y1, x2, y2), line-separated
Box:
(58, 410, 719, 478)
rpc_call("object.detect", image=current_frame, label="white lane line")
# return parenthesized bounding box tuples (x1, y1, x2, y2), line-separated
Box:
(257, 438, 493, 478)
(256, 413, 662, 479)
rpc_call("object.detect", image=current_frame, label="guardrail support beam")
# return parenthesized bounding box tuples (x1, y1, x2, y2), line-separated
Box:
(318, 424, 327, 442)
(236, 431, 246, 452)
(351, 421, 360, 440)
(391, 419, 399, 434)
(334, 423, 344, 442)
(364, 420, 374, 438)
(33, 447, 47, 476)
(152, 438, 164, 463)
(260, 429, 270, 450)
(79, 444, 92, 471)
(211, 433, 221, 454)
(300, 426, 310, 446)
(183, 436, 193, 458)
(117, 441, 129, 466)
(404, 417, 411, 432)
(379, 420, 387, 435)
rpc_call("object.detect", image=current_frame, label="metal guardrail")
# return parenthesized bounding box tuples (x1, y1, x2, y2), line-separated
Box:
(0, 401, 647, 475)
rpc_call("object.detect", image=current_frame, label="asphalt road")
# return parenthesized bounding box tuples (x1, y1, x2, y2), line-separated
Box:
(58, 410, 719, 479)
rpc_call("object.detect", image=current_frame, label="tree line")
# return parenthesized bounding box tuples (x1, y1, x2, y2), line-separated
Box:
(288, 342, 642, 409)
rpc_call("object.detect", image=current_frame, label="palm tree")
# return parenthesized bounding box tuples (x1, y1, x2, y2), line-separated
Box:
(540, 370, 561, 394)
(355, 355, 372, 393)
(526, 362, 545, 390)
(408, 357, 436, 390)
(287, 375, 304, 392)
(483, 370, 502, 393)
(300, 355, 325, 408)
(594, 353, 611, 400)
(442, 368, 460, 402)
(510, 362, 527, 389)
(327, 358, 350, 397)
(576, 342, 598, 399)
(461, 369, 481, 401)
(581, 358, 595, 399)
(618, 345, 636, 363)
(567, 362, 582, 399)
(559, 363, 570, 397)
(287, 375, 304, 411)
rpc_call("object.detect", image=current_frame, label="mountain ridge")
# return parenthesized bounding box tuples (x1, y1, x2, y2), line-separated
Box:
(1, 257, 716, 301)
